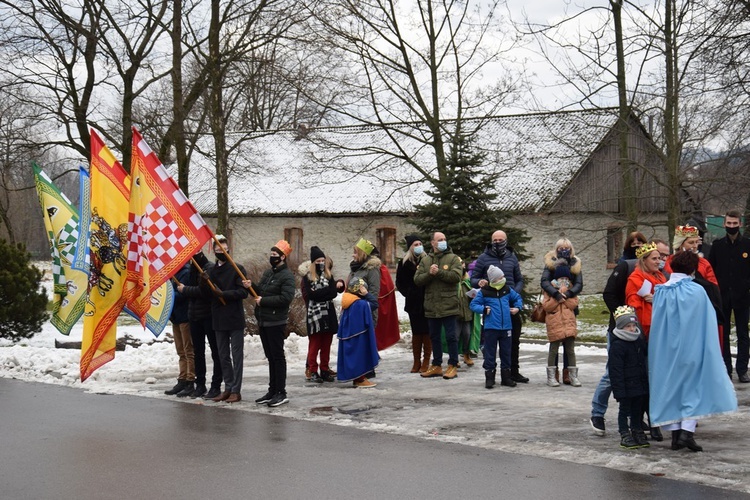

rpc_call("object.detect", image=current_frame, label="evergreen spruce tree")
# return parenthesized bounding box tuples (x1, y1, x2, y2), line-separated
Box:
(412, 133, 528, 262)
(0, 239, 49, 341)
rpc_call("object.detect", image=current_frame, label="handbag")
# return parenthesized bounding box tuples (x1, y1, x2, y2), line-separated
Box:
(530, 296, 546, 323)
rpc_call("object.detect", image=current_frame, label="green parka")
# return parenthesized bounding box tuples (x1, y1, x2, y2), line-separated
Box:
(413, 247, 463, 318)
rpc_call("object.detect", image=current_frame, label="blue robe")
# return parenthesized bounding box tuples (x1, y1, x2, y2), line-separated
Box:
(337, 297, 380, 382)
(648, 278, 737, 426)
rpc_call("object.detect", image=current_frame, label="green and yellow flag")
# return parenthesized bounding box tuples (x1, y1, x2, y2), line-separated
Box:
(32, 163, 88, 335)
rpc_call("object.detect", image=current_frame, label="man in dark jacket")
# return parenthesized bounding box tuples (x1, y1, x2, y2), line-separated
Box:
(177, 251, 223, 399)
(470, 230, 527, 383)
(244, 240, 296, 407)
(709, 210, 750, 382)
(202, 235, 249, 403)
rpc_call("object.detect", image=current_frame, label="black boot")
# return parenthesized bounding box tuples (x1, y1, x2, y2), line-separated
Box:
(632, 430, 650, 448)
(649, 426, 663, 442)
(485, 369, 496, 389)
(676, 430, 703, 452)
(671, 430, 685, 450)
(203, 386, 221, 400)
(511, 368, 529, 383)
(190, 383, 207, 398)
(164, 379, 186, 396)
(176, 381, 195, 398)
(500, 368, 517, 387)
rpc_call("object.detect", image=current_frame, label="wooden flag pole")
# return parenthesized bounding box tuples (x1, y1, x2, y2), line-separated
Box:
(211, 234, 258, 298)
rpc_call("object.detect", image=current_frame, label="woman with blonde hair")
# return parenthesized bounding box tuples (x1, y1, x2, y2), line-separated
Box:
(540, 238, 583, 384)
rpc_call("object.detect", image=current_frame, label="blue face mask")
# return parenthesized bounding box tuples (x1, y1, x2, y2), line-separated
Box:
(437, 241, 448, 252)
(413, 245, 424, 255)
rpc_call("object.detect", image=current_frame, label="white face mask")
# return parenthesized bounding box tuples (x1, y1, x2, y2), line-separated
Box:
(413, 245, 424, 255)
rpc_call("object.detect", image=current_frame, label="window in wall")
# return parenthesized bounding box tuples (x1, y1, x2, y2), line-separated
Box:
(606, 225, 624, 268)
(284, 227, 303, 265)
(376, 227, 397, 268)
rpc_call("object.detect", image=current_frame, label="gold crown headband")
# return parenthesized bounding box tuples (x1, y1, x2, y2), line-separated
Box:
(613, 305, 636, 319)
(675, 225, 699, 239)
(635, 242, 658, 259)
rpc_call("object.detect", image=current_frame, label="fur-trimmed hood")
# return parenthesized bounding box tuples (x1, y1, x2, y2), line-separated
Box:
(351, 255, 382, 272)
(544, 250, 582, 275)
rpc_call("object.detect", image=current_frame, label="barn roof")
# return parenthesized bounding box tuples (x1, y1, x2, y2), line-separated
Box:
(187, 108, 622, 216)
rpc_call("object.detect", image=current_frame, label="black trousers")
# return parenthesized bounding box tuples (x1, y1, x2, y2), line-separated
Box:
(511, 313, 522, 373)
(189, 316, 222, 389)
(259, 324, 287, 395)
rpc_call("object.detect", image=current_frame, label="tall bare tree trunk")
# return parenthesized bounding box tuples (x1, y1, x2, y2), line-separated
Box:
(209, 0, 229, 233)
(611, 0, 638, 232)
(171, 0, 189, 195)
(664, 0, 680, 246)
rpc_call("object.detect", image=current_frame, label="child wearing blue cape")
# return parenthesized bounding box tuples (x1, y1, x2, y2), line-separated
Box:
(337, 277, 380, 388)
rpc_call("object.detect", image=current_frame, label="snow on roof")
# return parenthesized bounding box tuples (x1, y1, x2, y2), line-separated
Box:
(187, 108, 620, 216)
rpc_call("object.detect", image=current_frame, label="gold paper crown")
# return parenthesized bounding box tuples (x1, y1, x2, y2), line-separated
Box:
(635, 241, 658, 259)
(675, 225, 699, 239)
(613, 305, 636, 320)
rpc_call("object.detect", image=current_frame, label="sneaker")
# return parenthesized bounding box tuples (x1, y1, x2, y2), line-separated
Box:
(353, 378, 377, 388)
(620, 432, 639, 450)
(632, 430, 650, 448)
(443, 364, 458, 379)
(203, 387, 221, 400)
(267, 393, 289, 407)
(255, 392, 274, 404)
(309, 372, 324, 384)
(590, 416, 606, 436)
(421, 365, 443, 378)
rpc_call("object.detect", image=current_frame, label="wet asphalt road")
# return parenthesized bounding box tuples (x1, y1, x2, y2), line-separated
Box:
(1, 378, 746, 500)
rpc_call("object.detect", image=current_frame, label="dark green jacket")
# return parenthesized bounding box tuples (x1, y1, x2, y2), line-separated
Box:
(413, 248, 463, 318)
(251, 262, 296, 327)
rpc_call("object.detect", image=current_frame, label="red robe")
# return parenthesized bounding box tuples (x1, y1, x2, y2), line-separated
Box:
(375, 265, 401, 351)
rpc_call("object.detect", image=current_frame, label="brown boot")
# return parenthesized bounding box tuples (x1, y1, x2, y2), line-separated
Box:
(420, 335, 432, 373)
(212, 390, 231, 402)
(563, 368, 572, 385)
(464, 351, 474, 366)
(421, 364, 443, 378)
(555, 368, 560, 383)
(411, 335, 422, 373)
(226, 393, 242, 403)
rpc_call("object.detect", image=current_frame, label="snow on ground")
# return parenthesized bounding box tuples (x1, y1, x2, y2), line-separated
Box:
(4, 264, 750, 493)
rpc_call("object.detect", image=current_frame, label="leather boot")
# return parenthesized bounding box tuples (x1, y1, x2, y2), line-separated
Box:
(546, 367, 560, 387)
(677, 430, 703, 452)
(671, 430, 685, 450)
(485, 369, 496, 389)
(164, 379, 186, 396)
(567, 367, 582, 387)
(411, 336, 422, 373)
(420, 336, 432, 373)
(555, 368, 560, 383)
(500, 368, 517, 387)
(562, 368, 572, 385)
(463, 351, 474, 366)
(176, 381, 195, 397)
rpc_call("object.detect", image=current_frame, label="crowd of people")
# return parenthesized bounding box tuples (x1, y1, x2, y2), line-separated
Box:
(164, 215, 742, 451)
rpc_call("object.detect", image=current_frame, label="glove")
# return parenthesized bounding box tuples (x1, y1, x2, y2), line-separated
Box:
(200, 271, 210, 283)
(211, 287, 224, 299)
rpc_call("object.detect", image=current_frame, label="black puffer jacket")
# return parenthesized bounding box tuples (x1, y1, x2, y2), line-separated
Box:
(608, 332, 649, 400)
(250, 262, 296, 327)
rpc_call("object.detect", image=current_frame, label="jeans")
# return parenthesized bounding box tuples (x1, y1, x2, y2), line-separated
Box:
(215, 328, 244, 394)
(428, 316, 459, 366)
(458, 320, 472, 352)
(591, 331, 612, 418)
(482, 328, 512, 371)
(260, 323, 287, 395)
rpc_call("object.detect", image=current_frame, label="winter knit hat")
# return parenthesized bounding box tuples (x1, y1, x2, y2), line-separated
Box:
(487, 265, 504, 283)
(553, 262, 572, 280)
(347, 277, 367, 294)
(404, 234, 422, 248)
(272, 239, 292, 257)
(614, 305, 641, 330)
(310, 246, 325, 261)
(355, 238, 375, 256)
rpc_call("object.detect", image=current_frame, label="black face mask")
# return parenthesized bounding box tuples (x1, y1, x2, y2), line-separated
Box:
(215, 252, 227, 262)
(557, 249, 572, 260)
(270, 256, 282, 267)
(726, 226, 740, 236)
(315, 263, 326, 275)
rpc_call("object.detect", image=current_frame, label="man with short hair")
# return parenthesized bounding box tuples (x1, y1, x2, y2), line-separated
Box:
(414, 232, 464, 380)
(709, 210, 750, 382)
(471, 230, 527, 382)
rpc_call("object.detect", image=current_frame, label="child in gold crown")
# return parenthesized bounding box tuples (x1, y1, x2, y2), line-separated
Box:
(608, 306, 650, 449)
